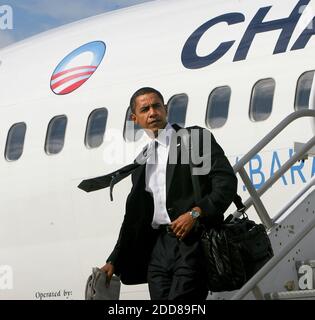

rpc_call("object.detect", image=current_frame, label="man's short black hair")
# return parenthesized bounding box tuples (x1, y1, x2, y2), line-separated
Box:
(129, 87, 164, 113)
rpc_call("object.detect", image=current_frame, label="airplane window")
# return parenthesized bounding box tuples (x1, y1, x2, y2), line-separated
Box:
(5, 122, 26, 161)
(295, 71, 314, 111)
(206, 86, 231, 129)
(123, 107, 144, 142)
(250, 78, 275, 122)
(167, 94, 188, 127)
(45, 115, 67, 155)
(85, 108, 108, 148)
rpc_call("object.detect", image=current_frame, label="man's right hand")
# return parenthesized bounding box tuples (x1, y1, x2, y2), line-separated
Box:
(100, 262, 115, 288)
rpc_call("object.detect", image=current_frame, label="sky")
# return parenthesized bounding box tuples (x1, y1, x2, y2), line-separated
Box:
(0, 0, 153, 49)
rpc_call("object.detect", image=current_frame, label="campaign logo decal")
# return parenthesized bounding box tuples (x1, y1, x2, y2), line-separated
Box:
(51, 41, 106, 95)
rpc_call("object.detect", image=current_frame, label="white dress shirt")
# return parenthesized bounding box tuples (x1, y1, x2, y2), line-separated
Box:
(145, 123, 174, 229)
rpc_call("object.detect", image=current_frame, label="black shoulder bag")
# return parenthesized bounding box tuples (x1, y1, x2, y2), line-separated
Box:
(199, 197, 274, 292)
(187, 133, 273, 292)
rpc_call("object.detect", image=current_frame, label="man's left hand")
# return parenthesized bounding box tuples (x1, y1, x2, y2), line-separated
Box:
(171, 211, 198, 240)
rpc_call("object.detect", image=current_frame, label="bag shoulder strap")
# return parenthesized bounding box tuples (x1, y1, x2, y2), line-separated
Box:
(182, 126, 245, 213)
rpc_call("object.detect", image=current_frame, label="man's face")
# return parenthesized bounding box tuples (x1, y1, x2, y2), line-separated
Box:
(131, 93, 168, 137)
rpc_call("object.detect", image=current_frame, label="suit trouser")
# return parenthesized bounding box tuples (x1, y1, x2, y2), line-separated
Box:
(147, 228, 209, 300)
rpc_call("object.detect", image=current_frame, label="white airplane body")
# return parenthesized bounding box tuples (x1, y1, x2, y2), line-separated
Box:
(0, 0, 315, 299)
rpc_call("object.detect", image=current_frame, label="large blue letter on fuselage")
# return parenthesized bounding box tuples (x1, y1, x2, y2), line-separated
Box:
(292, 16, 315, 50)
(234, 0, 310, 61)
(181, 13, 245, 69)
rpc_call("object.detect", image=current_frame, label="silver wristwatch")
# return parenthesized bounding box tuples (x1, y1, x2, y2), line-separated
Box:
(189, 209, 200, 219)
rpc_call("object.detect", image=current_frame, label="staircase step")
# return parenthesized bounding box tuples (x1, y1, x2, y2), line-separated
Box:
(265, 289, 315, 300)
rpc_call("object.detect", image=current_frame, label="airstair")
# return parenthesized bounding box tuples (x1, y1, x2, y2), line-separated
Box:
(210, 110, 315, 300)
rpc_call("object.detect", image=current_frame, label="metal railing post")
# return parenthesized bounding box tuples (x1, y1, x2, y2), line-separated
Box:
(238, 168, 273, 229)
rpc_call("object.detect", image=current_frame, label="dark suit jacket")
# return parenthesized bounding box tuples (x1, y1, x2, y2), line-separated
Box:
(107, 124, 237, 285)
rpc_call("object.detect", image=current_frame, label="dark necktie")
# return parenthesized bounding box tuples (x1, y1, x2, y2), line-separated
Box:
(78, 141, 157, 201)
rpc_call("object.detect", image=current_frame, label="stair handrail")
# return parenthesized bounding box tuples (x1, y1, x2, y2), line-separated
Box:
(272, 175, 315, 223)
(232, 109, 315, 229)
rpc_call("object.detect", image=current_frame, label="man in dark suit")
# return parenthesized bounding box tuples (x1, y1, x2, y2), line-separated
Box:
(101, 87, 237, 300)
